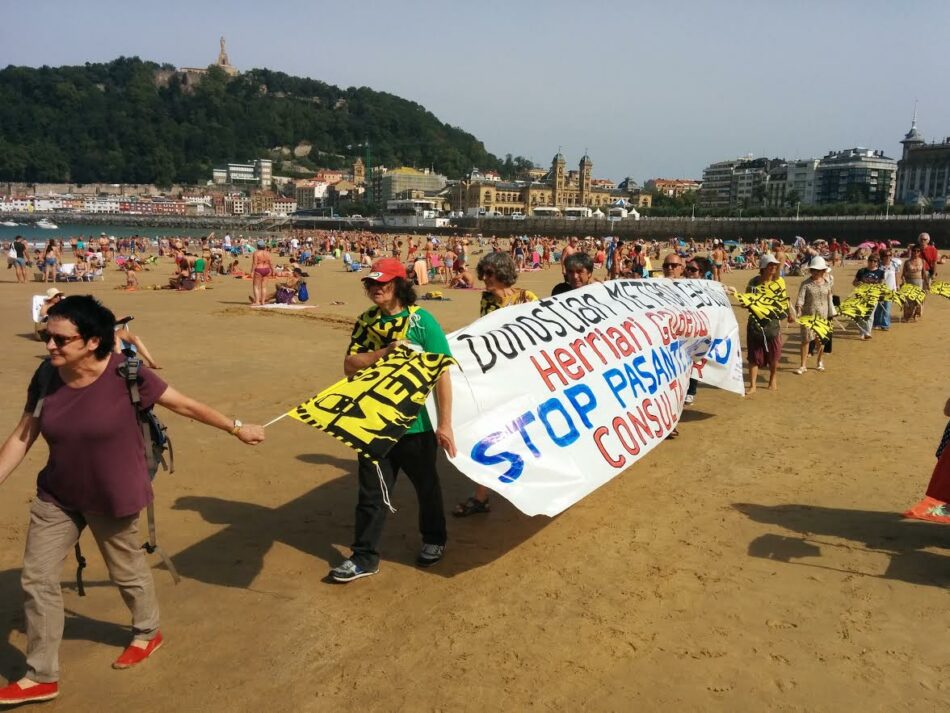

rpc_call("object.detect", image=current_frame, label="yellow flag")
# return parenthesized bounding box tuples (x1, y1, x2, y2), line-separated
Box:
(288, 346, 457, 462)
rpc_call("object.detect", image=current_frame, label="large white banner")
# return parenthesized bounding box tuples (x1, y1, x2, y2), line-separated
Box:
(433, 279, 744, 516)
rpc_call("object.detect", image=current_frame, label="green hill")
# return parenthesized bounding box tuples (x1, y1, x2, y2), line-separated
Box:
(0, 57, 506, 185)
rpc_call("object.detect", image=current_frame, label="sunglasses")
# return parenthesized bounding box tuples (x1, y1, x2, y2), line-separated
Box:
(685, 265, 700, 273)
(45, 332, 83, 348)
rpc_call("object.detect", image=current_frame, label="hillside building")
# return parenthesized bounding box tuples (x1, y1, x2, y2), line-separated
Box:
(211, 159, 273, 190)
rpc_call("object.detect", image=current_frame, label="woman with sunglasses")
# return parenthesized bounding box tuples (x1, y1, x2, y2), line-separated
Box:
(330, 258, 456, 583)
(454, 251, 538, 517)
(900, 246, 928, 321)
(0, 296, 264, 706)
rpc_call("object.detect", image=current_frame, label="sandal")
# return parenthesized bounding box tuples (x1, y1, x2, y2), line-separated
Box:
(453, 497, 490, 517)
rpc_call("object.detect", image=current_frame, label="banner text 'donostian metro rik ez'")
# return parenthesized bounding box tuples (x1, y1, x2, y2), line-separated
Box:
(431, 279, 745, 517)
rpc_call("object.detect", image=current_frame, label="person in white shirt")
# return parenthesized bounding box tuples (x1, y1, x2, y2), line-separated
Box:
(875, 250, 900, 330)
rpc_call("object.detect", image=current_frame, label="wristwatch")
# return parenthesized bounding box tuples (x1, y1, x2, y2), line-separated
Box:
(230, 418, 243, 435)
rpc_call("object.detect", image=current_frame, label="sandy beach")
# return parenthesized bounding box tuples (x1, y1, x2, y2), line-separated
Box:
(0, 251, 948, 712)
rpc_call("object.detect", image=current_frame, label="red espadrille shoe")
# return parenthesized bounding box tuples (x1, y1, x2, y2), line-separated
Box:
(0, 679, 59, 705)
(112, 631, 164, 670)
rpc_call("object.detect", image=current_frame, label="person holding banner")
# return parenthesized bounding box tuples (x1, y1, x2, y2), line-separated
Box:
(331, 258, 457, 583)
(793, 257, 834, 374)
(551, 252, 595, 296)
(852, 255, 884, 339)
(744, 254, 793, 393)
(0, 295, 265, 707)
(454, 252, 538, 517)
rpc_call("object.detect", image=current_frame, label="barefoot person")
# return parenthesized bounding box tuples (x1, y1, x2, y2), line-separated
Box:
(250, 240, 273, 306)
(744, 254, 792, 393)
(330, 259, 456, 582)
(0, 296, 265, 706)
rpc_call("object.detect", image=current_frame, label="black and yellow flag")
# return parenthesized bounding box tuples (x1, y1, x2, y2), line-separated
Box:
(797, 314, 833, 341)
(898, 283, 927, 304)
(288, 346, 457, 462)
(930, 280, 950, 299)
(735, 281, 789, 321)
(838, 296, 873, 319)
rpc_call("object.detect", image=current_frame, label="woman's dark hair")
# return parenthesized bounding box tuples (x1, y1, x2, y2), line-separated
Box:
(383, 277, 416, 306)
(692, 256, 713, 274)
(477, 251, 518, 286)
(46, 295, 116, 359)
(563, 252, 594, 273)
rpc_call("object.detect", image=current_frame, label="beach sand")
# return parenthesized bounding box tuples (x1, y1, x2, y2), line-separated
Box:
(0, 254, 947, 712)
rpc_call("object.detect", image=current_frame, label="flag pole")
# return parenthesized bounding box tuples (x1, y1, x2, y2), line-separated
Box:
(263, 413, 289, 428)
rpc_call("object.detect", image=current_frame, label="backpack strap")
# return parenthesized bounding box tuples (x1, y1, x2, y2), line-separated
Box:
(31, 359, 57, 419)
(116, 354, 180, 585)
(117, 355, 158, 476)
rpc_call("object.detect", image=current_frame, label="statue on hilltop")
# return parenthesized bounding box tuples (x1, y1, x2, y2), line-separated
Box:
(217, 36, 230, 68)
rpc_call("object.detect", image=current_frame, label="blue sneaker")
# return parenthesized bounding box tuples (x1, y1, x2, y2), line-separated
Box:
(329, 559, 378, 583)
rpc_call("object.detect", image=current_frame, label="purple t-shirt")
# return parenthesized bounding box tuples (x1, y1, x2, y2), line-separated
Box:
(25, 353, 169, 518)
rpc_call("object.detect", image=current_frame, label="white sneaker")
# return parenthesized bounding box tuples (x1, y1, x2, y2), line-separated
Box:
(794, 366, 807, 375)
(816, 362, 825, 372)
(684, 394, 695, 405)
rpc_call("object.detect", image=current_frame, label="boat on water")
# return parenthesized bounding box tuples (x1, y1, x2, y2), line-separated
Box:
(0, 220, 19, 227)
(36, 218, 59, 230)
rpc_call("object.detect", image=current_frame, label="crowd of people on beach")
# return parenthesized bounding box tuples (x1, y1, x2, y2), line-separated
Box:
(0, 223, 947, 705)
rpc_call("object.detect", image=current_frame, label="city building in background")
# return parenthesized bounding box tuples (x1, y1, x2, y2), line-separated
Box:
(700, 150, 893, 209)
(211, 159, 273, 189)
(813, 148, 896, 205)
(896, 115, 950, 208)
(645, 178, 702, 198)
(371, 166, 447, 205)
(452, 153, 649, 216)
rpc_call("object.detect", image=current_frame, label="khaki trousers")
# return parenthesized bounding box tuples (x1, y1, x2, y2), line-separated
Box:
(21, 498, 160, 682)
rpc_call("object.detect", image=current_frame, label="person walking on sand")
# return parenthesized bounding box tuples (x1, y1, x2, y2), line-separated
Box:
(743, 254, 793, 393)
(793, 257, 834, 374)
(0, 296, 264, 707)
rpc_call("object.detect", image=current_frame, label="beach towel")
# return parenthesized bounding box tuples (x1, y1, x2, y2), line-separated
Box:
(250, 304, 317, 310)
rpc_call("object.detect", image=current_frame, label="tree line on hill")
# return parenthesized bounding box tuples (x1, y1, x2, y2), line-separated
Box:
(0, 57, 534, 186)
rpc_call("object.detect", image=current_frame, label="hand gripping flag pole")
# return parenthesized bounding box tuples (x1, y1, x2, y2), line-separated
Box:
(263, 346, 458, 514)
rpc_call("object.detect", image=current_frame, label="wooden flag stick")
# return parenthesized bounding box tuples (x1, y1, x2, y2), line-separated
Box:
(263, 412, 290, 428)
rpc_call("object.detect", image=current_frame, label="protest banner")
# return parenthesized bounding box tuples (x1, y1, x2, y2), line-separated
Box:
(433, 279, 745, 516)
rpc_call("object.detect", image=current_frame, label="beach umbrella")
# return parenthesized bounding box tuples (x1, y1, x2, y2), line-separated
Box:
(888, 240, 902, 246)
(857, 241, 875, 249)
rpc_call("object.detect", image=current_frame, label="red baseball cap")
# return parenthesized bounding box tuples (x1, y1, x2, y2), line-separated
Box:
(364, 258, 407, 282)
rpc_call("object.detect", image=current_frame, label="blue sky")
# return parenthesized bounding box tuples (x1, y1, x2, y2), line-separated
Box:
(4, 0, 949, 182)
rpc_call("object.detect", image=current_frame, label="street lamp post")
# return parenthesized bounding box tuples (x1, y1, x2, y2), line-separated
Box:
(796, 202, 800, 221)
